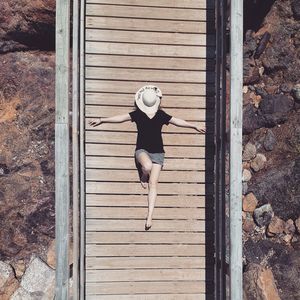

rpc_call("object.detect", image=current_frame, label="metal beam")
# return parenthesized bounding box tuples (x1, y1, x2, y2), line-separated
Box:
(55, 0, 70, 298)
(230, 0, 243, 299)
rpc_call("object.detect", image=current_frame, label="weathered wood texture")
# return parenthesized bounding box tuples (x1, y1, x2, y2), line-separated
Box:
(83, 1, 215, 298)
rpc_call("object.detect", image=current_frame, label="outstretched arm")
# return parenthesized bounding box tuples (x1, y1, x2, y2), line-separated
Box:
(169, 117, 206, 133)
(88, 113, 131, 127)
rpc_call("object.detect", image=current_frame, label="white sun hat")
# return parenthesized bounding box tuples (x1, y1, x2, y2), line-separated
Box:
(135, 85, 162, 114)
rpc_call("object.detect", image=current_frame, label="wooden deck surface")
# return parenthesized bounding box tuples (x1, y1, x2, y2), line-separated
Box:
(84, 0, 215, 298)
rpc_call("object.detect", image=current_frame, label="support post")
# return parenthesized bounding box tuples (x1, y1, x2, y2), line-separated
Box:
(72, 0, 80, 298)
(55, 0, 70, 298)
(230, 0, 243, 299)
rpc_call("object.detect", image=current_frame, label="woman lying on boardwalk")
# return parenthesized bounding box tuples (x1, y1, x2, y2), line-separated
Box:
(89, 85, 205, 231)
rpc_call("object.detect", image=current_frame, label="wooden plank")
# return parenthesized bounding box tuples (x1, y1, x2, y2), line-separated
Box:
(85, 106, 210, 121)
(85, 157, 210, 171)
(86, 219, 206, 232)
(86, 80, 214, 96)
(86, 29, 215, 46)
(86, 244, 205, 257)
(85, 55, 215, 71)
(86, 169, 207, 183)
(85, 0, 213, 9)
(86, 207, 205, 219)
(85, 92, 213, 108)
(85, 281, 207, 295)
(86, 17, 210, 34)
(86, 195, 209, 208)
(85, 132, 207, 146)
(86, 5, 210, 21)
(86, 67, 213, 83)
(85, 144, 209, 158)
(86, 42, 214, 59)
(86, 232, 205, 245)
(86, 182, 209, 195)
(86, 294, 206, 300)
(86, 269, 206, 282)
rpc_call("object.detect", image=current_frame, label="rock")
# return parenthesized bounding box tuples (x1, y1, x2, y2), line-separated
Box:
(11, 256, 55, 300)
(243, 264, 280, 300)
(251, 153, 267, 172)
(269, 248, 300, 299)
(267, 216, 285, 236)
(0, 0, 55, 53)
(243, 193, 258, 212)
(259, 94, 294, 128)
(282, 234, 292, 244)
(248, 158, 300, 220)
(243, 143, 257, 161)
(243, 169, 252, 182)
(243, 182, 249, 195)
(291, 0, 300, 20)
(46, 240, 55, 269)
(12, 260, 26, 278)
(292, 84, 300, 102)
(254, 204, 274, 227)
(284, 219, 296, 235)
(243, 103, 265, 134)
(0, 261, 19, 299)
(243, 217, 256, 233)
(263, 129, 276, 151)
(295, 217, 300, 233)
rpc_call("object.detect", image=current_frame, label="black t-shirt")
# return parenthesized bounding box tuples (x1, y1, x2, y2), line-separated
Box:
(129, 108, 172, 153)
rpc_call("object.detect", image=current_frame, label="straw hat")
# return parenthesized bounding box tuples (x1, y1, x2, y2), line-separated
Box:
(135, 85, 162, 114)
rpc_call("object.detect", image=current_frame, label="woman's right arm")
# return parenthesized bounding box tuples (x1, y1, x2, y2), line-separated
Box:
(89, 113, 131, 127)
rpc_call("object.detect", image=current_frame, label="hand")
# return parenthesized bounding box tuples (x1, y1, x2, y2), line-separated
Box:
(88, 118, 102, 127)
(195, 125, 206, 133)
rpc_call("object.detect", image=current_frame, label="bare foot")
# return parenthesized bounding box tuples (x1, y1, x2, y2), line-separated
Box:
(140, 173, 149, 189)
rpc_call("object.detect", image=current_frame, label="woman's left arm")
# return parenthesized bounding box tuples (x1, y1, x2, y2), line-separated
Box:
(169, 117, 206, 133)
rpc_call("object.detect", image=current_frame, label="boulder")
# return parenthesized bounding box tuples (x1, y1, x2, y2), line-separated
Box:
(263, 129, 276, 151)
(11, 256, 55, 300)
(243, 169, 252, 182)
(267, 216, 285, 236)
(254, 204, 274, 227)
(248, 158, 300, 220)
(292, 84, 300, 102)
(0, 0, 55, 52)
(291, 0, 300, 20)
(251, 153, 267, 172)
(295, 217, 300, 233)
(243, 264, 280, 300)
(0, 261, 19, 299)
(284, 219, 296, 235)
(243, 143, 257, 161)
(243, 193, 258, 212)
(258, 94, 294, 128)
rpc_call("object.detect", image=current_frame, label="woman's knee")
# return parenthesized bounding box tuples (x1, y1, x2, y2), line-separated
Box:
(149, 178, 158, 188)
(142, 161, 152, 173)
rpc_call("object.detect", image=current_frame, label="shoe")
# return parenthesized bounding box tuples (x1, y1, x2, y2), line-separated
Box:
(145, 224, 152, 231)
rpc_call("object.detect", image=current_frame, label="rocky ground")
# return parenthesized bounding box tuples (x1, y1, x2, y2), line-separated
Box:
(0, 0, 299, 299)
(0, 1, 58, 298)
(238, 0, 300, 299)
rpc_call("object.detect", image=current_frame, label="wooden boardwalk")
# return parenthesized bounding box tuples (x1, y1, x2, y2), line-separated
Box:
(83, 0, 216, 298)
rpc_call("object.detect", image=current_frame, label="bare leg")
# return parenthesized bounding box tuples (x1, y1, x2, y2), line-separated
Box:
(136, 152, 152, 189)
(145, 163, 162, 230)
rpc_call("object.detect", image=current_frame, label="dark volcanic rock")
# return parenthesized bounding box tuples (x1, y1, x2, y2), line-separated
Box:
(0, 0, 55, 52)
(0, 51, 55, 260)
(291, 0, 300, 20)
(248, 158, 300, 220)
(263, 129, 276, 151)
(269, 248, 300, 299)
(259, 94, 294, 127)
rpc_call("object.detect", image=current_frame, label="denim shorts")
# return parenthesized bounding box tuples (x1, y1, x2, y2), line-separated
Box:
(135, 149, 165, 166)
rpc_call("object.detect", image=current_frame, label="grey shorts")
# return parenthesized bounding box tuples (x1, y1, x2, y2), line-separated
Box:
(135, 149, 165, 166)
